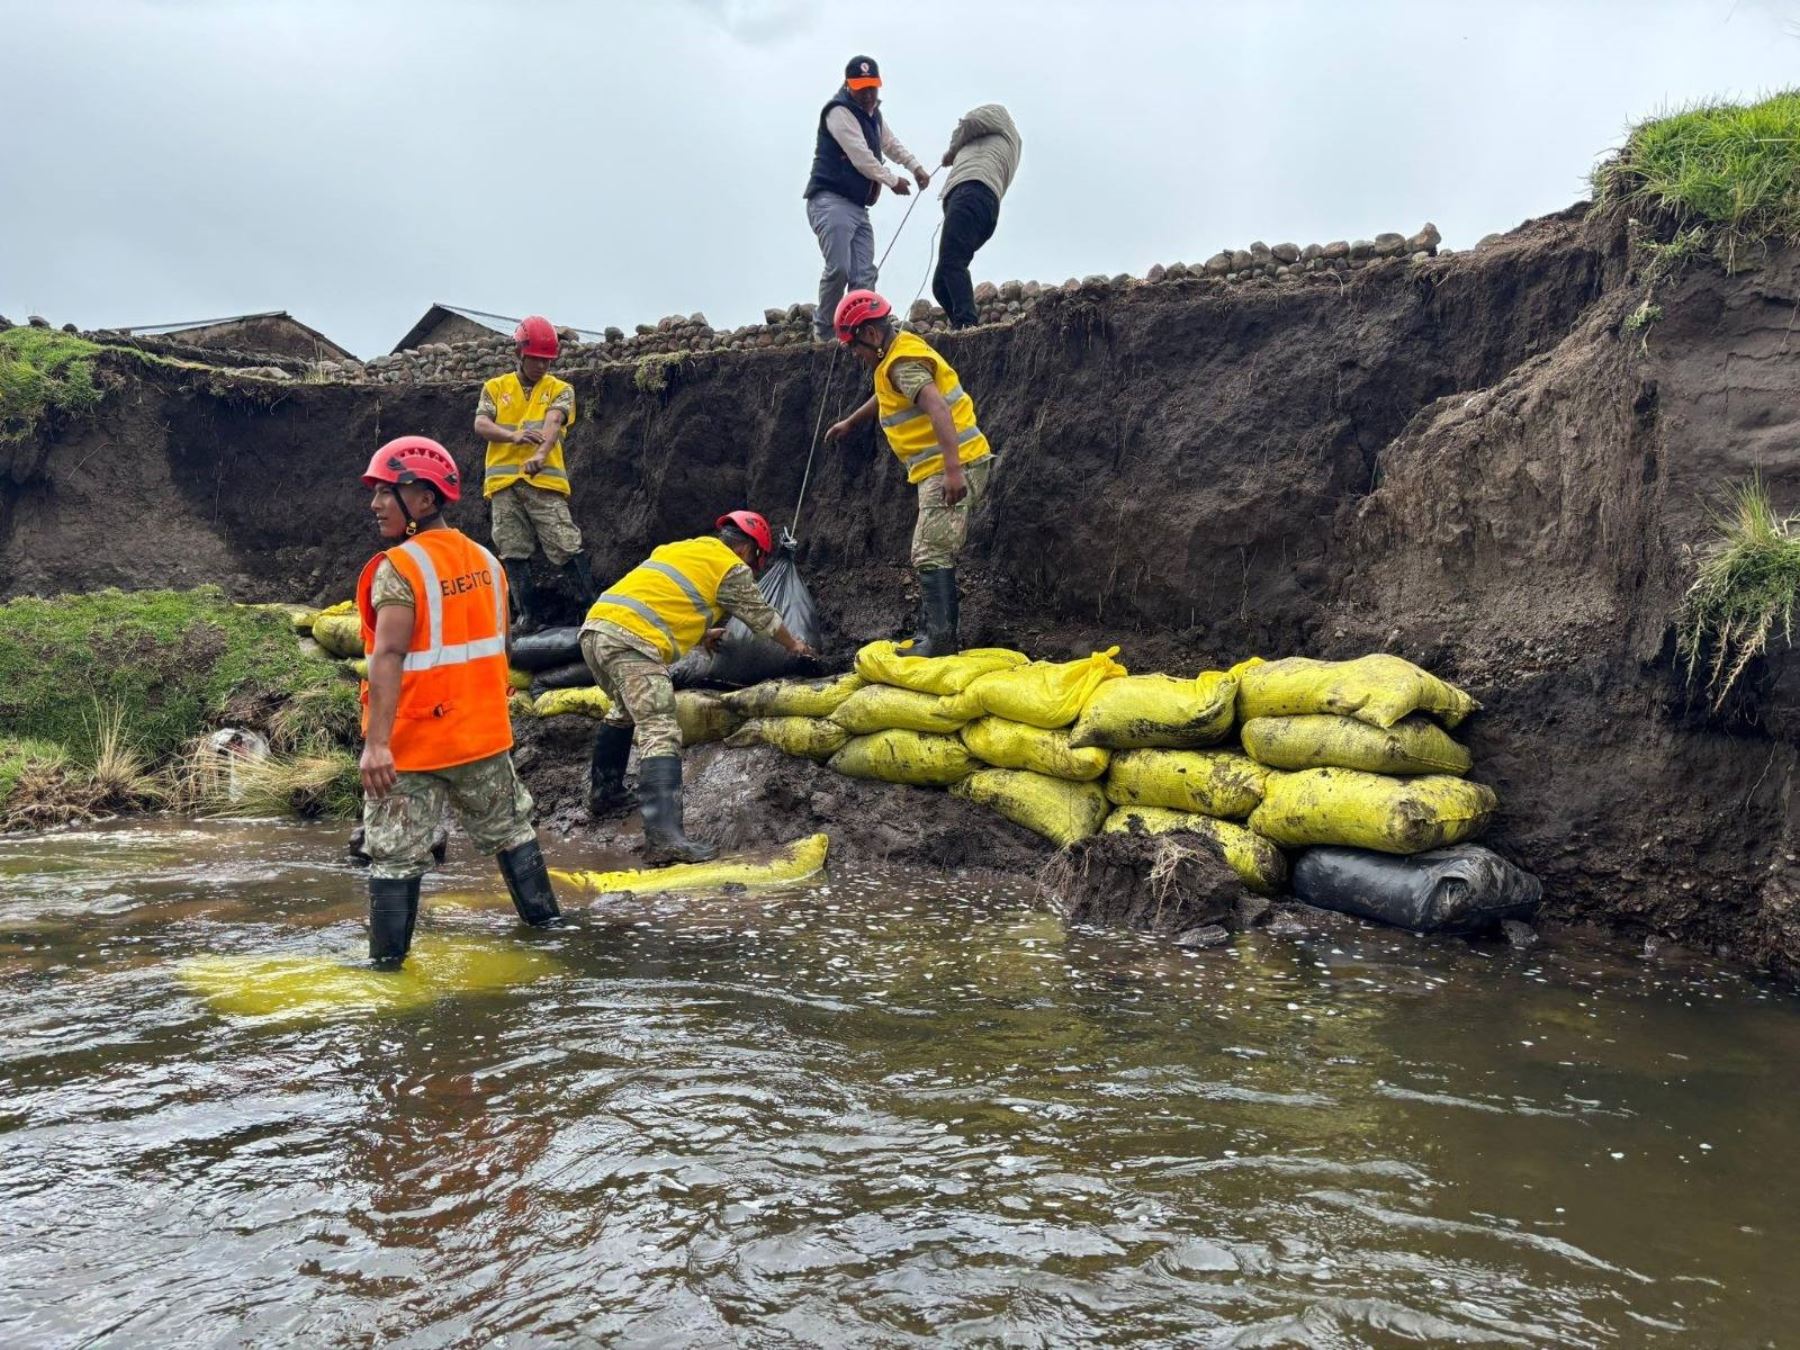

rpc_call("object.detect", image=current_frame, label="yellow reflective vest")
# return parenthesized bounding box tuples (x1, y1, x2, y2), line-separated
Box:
(874, 330, 993, 485)
(586, 536, 741, 663)
(482, 372, 577, 498)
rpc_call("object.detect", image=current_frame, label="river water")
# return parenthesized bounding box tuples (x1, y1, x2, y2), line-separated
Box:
(0, 819, 1794, 1347)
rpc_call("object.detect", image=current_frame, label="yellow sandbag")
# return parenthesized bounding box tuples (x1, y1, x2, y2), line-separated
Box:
(508, 668, 532, 691)
(831, 683, 972, 736)
(828, 730, 978, 786)
(1104, 749, 1270, 819)
(554, 832, 829, 896)
(178, 934, 562, 1021)
(312, 612, 364, 659)
(292, 607, 320, 634)
(725, 716, 848, 761)
(1240, 714, 1471, 776)
(1102, 805, 1288, 895)
(961, 716, 1110, 781)
(318, 599, 355, 616)
(676, 690, 742, 745)
(1248, 767, 1497, 854)
(723, 672, 866, 719)
(953, 769, 1109, 848)
(347, 657, 368, 678)
(1068, 671, 1236, 749)
(854, 640, 1029, 696)
(1232, 654, 1479, 730)
(942, 647, 1128, 729)
(508, 690, 536, 719)
(534, 686, 613, 719)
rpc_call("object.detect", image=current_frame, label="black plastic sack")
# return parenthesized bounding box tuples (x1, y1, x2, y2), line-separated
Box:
(1290, 844, 1541, 935)
(670, 541, 823, 689)
(509, 626, 584, 672)
(532, 660, 595, 690)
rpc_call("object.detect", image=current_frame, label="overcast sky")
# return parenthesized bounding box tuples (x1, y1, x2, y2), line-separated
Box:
(4, 0, 1795, 358)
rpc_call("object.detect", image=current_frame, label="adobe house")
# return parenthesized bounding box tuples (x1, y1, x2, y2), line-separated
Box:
(391, 303, 605, 353)
(110, 311, 355, 362)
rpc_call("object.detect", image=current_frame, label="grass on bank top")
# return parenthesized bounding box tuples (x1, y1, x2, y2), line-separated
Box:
(1678, 477, 1800, 707)
(0, 327, 103, 441)
(1594, 90, 1800, 271)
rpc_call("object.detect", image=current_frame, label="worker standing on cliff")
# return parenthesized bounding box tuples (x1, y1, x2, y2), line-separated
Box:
(582, 511, 816, 863)
(823, 290, 994, 656)
(473, 316, 595, 635)
(932, 104, 1021, 329)
(803, 55, 931, 345)
(355, 435, 561, 968)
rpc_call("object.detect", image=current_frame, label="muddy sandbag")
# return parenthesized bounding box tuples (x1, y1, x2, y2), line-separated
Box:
(831, 683, 972, 736)
(556, 832, 830, 897)
(828, 729, 978, 787)
(1290, 844, 1540, 934)
(723, 672, 866, 719)
(1241, 714, 1471, 776)
(533, 661, 596, 690)
(854, 640, 1029, 696)
(508, 626, 584, 673)
(961, 716, 1110, 782)
(953, 768, 1108, 848)
(1232, 654, 1479, 730)
(1248, 767, 1497, 854)
(725, 716, 849, 761)
(1102, 805, 1288, 895)
(312, 612, 364, 659)
(676, 690, 742, 746)
(673, 540, 823, 688)
(941, 648, 1128, 729)
(534, 686, 613, 719)
(1069, 671, 1236, 750)
(1044, 831, 1249, 934)
(1105, 749, 1269, 819)
(508, 690, 536, 719)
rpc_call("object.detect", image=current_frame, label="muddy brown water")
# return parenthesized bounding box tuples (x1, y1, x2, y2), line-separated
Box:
(0, 820, 1795, 1347)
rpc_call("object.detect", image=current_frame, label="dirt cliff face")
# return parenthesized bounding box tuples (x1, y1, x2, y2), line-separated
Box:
(7, 206, 1798, 977)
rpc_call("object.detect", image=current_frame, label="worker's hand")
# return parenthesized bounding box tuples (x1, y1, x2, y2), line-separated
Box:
(360, 743, 397, 799)
(702, 626, 728, 655)
(786, 637, 818, 659)
(913, 166, 931, 190)
(890, 177, 911, 196)
(518, 426, 547, 445)
(507, 427, 529, 444)
(522, 452, 548, 475)
(940, 148, 954, 168)
(941, 466, 968, 507)
(824, 419, 852, 445)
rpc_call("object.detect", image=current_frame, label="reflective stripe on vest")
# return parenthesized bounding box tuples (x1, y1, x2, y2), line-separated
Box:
(902, 424, 985, 471)
(872, 330, 993, 485)
(592, 591, 682, 654)
(584, 536, 740, 663)
(395, 536, 509, 673)
(880, 383, 967, 428)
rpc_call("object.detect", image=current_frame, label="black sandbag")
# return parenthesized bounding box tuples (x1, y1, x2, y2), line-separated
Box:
(1290, 844, 1541, 935)
(509, 626, 584, 672)
(671, 541, 823, 689)
(532, 660, 595, 690)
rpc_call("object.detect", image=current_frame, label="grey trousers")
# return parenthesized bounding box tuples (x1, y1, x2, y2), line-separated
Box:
(807, 191, 877, 338)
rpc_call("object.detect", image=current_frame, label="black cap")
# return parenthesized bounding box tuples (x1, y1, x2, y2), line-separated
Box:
(844, 55, 881, 88)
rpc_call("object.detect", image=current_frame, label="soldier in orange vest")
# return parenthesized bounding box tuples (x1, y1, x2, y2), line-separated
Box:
(356, 436, 561, 968)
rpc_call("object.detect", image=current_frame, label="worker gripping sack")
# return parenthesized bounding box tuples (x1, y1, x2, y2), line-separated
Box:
(671, 533, 825, 688)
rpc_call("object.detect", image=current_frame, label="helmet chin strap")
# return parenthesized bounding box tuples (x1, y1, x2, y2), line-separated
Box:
(393, 482, 441, 537)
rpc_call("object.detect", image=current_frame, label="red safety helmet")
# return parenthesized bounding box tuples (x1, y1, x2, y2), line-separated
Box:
(716, 510, 775, 558)
(363, 435, 462, 504)
(833, 288, 891, 344)
(514, 314, 560, 360)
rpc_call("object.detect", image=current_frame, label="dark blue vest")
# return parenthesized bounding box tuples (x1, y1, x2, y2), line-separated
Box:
(804, 87, 883, 206)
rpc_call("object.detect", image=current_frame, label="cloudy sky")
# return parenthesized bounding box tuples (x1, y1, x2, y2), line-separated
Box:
(4, 0, 1795, 358)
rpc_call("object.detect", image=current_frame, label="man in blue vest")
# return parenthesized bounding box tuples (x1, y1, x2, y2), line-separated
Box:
(803, 55, 931, 344)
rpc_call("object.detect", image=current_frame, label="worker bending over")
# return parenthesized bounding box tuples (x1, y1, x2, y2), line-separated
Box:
(582, 512, 816, 864)
(824, 290, 995, 656)
(474, 315, 595, 634)
(356, 436, 561, 968)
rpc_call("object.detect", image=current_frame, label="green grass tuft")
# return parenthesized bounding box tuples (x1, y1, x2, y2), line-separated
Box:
(0, 327, 104, 441)
(1594, 90, 1800, 272)
(0, 737, 69, 807)
(1677, 477, 1800, 707)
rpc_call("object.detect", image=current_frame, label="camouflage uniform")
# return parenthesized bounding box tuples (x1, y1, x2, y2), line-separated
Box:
(477, 382, 583, 564)
(888, 356, 997, 571)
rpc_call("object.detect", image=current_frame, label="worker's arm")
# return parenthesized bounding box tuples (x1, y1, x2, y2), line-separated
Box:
(520, 408, 566, 474)
(823, 395, 878, 444)
(360, 604, 413, 799)
(915, 383, 967, 506)
(880, 121, 930, 190)
(475, 415, 523, 444)
(826, 107, 907, 190)
(712, 565, 816, 658)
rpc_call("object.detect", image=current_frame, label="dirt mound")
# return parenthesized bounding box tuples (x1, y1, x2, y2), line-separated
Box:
(1043, 831, 1254, 936)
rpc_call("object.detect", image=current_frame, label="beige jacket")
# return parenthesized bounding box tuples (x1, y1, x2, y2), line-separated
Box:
(940, 104, 1021, 203)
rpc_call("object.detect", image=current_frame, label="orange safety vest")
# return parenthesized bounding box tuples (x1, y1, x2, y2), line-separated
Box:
(356, 528, 514, 772)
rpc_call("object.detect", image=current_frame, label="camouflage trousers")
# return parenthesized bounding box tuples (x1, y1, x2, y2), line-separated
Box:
(362, 750, 537, 880)
(490, 482, 584, 565)
(911, 454, 996, 571)
(580, 624, 682, 759)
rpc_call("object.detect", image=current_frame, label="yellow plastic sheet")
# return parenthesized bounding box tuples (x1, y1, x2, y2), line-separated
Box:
(854, 640, 1029, 696)
(1101, 805, 1289, 894)
(555, 832, 830, 896)
(954, 768, 1109, 848)
(1232, 654, 1479, 730)
(828, 730, 978, 786)
(1248, 767, 1497, 854)
(725, 716, 849, 761)
(960, 716, 1110, 781)
(941, 647, 1128, 729)
(1068, 671, 1237, 750)
(832, 684, 973, 736)
(534, 686, 613, 719)
(1240, 714, 1471, 776)
(723, 672, 867, 719)
(311, 612, 364, 659)
(1104, 749, 1270, 819)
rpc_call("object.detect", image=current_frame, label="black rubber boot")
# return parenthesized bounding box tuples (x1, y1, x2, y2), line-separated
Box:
(588, 723, 634, 817)
(369, 876, 420, 968)
(916, 567, 961, 657)
(503, 558, 540, 636)
(562, 553, 597, 608)
(638, 755, 717, 865)
(497, 839, 562, 927)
